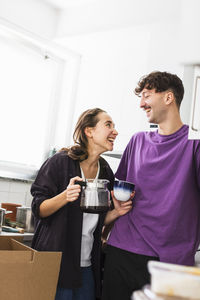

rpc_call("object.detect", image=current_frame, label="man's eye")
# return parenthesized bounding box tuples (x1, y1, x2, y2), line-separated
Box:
(106, 123, 111, 127)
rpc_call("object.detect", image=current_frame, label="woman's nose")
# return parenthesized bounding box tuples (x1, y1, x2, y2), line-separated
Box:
(113, 128, 118, 136)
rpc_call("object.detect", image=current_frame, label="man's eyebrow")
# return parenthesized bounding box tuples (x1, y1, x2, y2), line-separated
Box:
(139, 91, 149, 97)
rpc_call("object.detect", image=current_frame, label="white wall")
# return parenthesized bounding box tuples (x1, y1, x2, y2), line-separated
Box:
(56, 19, 186, 152)
(56, 26, 150, 151)
(56, 0, 182, 37)
(0, 0, 59, 38)
(180, 0, 200, 64)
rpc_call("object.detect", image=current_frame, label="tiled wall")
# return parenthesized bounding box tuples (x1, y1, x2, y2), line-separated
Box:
(0, 177, 33, 207)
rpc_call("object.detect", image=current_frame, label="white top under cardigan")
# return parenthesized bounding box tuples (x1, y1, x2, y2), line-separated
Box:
(80, 162, 100, 267)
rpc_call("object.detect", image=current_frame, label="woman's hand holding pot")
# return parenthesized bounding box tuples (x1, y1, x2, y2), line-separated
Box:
(66, 176, 83, 203)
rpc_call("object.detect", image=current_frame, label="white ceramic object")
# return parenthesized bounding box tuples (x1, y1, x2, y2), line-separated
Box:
(148, 260, 200, 299)
(113, 180, 135, 201)
(113, 189, 132, 201)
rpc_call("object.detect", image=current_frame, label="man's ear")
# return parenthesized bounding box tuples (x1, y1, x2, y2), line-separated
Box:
(84, 127, 93, 138)
(165, 91, 174, 106)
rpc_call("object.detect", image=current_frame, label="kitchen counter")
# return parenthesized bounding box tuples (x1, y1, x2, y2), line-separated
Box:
(0, 231, 34, 246)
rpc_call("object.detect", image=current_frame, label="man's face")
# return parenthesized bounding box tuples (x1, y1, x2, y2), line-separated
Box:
(139, 88, 168, 124)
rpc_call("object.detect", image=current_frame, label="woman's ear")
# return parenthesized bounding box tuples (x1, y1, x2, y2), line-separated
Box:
(84, 127, 93, 138)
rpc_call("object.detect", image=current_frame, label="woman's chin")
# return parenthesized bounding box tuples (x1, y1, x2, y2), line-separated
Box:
(101, 143, 114, 153)
(108, 145, 114, 151)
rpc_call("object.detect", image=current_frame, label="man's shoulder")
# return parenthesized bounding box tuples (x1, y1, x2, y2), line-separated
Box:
(129, 131, 149, 143)
(123, 131, 148, 154)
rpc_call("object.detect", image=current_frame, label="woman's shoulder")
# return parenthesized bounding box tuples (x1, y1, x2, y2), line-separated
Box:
(51, 150, 73, 162)
(99, 155, 110, 167)
(99, 156, 114, 176)
(43, 150, 76, 170)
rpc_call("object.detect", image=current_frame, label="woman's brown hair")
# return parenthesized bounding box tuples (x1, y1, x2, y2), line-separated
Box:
(60, 108, 106, 161)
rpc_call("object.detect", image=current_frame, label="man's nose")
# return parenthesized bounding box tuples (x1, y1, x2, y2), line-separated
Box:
(140, 97, 146, 108)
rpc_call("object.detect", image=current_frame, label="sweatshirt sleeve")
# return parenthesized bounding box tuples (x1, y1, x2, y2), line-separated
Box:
(115, 135, 135, 181)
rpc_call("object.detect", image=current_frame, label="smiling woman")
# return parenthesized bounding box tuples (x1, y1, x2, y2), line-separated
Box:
(30, 107, 133, 300)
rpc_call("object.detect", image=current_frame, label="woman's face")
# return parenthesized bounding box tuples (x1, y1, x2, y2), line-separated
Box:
(88, 112, 118, 153)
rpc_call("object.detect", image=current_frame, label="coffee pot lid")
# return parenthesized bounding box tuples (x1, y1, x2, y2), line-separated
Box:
(85, 179, 109, 188)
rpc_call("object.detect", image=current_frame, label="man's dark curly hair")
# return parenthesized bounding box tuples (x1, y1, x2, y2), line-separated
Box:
(134, 71, 184, 108)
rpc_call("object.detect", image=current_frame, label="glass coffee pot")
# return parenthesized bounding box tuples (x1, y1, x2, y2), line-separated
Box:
(75, 179, 110, 213)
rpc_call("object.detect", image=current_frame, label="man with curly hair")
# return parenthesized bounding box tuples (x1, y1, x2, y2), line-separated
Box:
(102, 71, 200, 300)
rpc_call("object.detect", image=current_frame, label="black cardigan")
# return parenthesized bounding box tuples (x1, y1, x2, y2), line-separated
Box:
(31, 151, 114, 298)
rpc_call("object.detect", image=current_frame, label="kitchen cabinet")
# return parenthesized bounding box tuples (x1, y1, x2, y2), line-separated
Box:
(189, 65, 200, 139)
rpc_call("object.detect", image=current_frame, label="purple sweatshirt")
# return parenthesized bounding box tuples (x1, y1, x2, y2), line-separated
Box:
(108, 125, 200, 265)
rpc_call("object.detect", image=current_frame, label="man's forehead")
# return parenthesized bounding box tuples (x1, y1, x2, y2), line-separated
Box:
(142, 88, 155, 93)
(141, 88, 155, 94)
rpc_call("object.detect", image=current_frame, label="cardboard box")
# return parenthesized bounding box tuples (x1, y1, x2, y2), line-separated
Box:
(0, 236, 62, 300)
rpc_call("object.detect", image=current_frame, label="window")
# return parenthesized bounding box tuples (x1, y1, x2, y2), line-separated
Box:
(0, 21, 80, 180)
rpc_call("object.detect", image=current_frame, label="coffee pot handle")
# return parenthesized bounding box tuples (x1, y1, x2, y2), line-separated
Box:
(74, 180, 86, 187)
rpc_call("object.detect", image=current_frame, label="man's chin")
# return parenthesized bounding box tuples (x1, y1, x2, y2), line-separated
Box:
(148, 117, 155, 123)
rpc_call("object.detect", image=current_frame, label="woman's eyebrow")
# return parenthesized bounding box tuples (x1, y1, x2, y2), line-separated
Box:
(105, 120, 115, 127)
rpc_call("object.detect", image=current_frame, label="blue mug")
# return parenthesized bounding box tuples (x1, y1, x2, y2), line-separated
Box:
(113, 180, 135, 201)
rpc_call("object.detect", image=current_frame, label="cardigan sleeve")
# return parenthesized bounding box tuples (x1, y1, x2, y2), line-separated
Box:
(31, 154, 62, 220)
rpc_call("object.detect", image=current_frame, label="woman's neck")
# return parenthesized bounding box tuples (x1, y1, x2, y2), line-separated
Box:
(80, 156, 100, 179)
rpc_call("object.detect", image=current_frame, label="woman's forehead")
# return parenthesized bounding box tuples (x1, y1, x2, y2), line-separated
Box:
(98, 112, 114, 123)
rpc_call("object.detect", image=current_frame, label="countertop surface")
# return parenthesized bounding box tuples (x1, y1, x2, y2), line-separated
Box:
(0, 231, 34, 240)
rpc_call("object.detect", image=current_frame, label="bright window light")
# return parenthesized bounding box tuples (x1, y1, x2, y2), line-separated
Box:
(0, 20, 80, 180)
(0, 38, 58, 168)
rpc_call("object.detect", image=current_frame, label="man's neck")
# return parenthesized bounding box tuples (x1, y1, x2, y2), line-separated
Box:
(158, 116, 184, 136)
